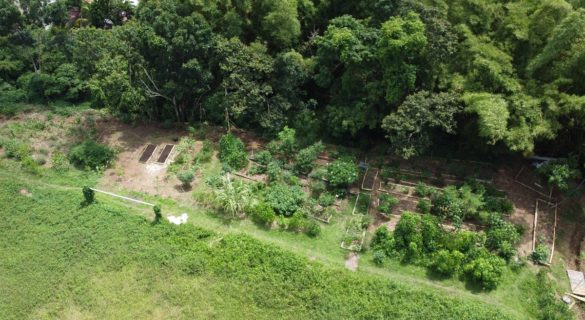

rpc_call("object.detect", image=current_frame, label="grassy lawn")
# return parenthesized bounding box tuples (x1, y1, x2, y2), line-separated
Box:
(0, 159, 552, 319)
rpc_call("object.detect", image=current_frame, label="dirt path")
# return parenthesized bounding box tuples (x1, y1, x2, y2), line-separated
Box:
(345, 253, 359, 271)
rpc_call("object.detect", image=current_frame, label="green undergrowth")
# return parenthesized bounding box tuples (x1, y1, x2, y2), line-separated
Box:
(0, 171, 520, 320)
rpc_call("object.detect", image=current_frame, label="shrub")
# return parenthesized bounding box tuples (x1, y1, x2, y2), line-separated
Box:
(288, 211, 306, 231)
(264, 183, 306, 216)
(373, 250, 386, 265)
(249, 203, 276, 227)
(318, 193, 335, 207)
(378, 194, 398, 214)
(21, 156, 41, 175)
(248, 165, 265, 176)
(417, 199, 431, 214)
(431, 250, 465, 276)
(267, 161, 283, 182)
(219, 133, 248, 171)
(294, 141, 324, 174)
(371, 227, 391, 249)
(304, 220, 321, 237)
(177, 170, 195, 188)
(153, 205, 162, 223)
(531, 244, 549, 264)
(51, 151, 69, 172)
(194, 140, 214, 163)
(254, 150, 272, 165)
(486, 216, 520, 260)
(68, 140, 115, 170)
(82, 186, 94, 204)
(463, 252, 505, 290)
(4, 140, 31, 160)
(326, 159, 358, 188)
(537, 159, 581, 191)
(310, 179, 326, 197)
(414, 182, 433, 197)
(269, 126, 297, 159)
(484, 196, 514, 215)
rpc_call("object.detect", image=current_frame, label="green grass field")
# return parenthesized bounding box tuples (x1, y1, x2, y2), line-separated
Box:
(0, 161, 538, 320)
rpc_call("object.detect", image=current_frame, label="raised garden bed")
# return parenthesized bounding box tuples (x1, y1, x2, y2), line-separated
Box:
(351, 192, 371, 215)
(340, 217, 367, 251)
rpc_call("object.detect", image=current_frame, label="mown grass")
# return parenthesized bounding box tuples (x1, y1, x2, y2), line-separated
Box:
(0, 166, 524, 320)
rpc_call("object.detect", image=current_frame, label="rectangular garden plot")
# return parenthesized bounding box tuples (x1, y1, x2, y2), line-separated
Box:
(156, 144, 175, 163)
(533, 199, 558, 263)
(361, 168, 378, 191)
(139, 144, 157, 163)
(340, 217, 366, 251)
(352, 193, 371, 215)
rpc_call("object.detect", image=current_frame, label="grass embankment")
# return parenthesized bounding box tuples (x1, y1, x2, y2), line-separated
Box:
(0, 167, 519, 320)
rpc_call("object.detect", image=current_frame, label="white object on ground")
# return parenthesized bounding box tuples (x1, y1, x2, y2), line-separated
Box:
(167, 213, 189, 225)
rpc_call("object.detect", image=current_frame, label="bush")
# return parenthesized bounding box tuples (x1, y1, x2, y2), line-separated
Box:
(326, 159, 358, 188)
(318, 193, 335, 207)
(82, 186, 94, 204)
(51, 151, 70, 172)
(3, 140, 31, 161)
(267, 161, 283, 182)
(417, 199, 431, 214)
(264, 184, 306, 216)
(153, 205, 162, 223)
(304, 220, 321, 237)
(177, 170, 195, 188)
(414, 182, 433, 197)
(373, 250, 386, 265)
(68, 140, 115, 170)
(249, 203, 276, 227)
(531, 244, 549, 264)
(537, 159, 581, 191)
(378, 194, 398, 214)
(484, 196, 514, 215)
(463, 252, 505, 290)
(431, 250, 465, 276)
(486, 216, 520, 260)
(310, 179, 326, 197)
(294, 141, 324, 174)
(219, 133, 248, 171)
(288, 211, 306, 231)
(254, 150, 272, 165)
(194, 140, 214, 163)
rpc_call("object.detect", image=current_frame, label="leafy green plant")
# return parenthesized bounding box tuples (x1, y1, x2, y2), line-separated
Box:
(537, 159, 581, 191)
(219, 133, 248, 171)
(264, 183, 306, 216)
(294, 141, 324, 174)
(417, 199, 431, 214)
(249, 202, 276, 227)
(177, 170, 195, 188)
(378, 194, 398, 214)
(431, 250, 464, 276)
(326, 159, 358, 188)
(463, 252, 506, 290)
(153, 205, 162, 223)
(254, 150, 272, 165)
(304, 220, 321, 237)
(194, 140, 214, 163)
(318, 193, 335, 207)
(414, 182, 433, 197)
(531, 243, 550, 264)
(68, 140, 115, 171)
(82, 186, 94, 204)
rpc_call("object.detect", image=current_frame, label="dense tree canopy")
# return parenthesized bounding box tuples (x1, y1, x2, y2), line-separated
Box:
(1, 0, 585, 169)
